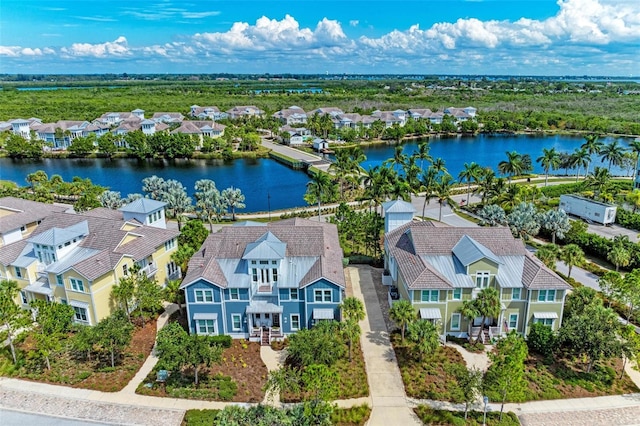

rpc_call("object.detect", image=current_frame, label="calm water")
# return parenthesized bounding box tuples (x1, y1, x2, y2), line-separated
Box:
(359, 134, 630, 178)
(0, 134, 633, 212)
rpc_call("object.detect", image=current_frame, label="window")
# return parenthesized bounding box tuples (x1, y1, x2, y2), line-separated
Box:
(194, 289, 214, 303)
(231, 314, 242, 331)
(421, 290, 439, 302)
(314, 289, 332, 302)
(70, 278, 85, 292)
(451, 313, 461, 330)
(272, 268, 278, 282)
(512, 288, 521, 300)
(19, 291, 28, 304)
(290, 289, 299, 300)
(73, 306, 88, 322)
(56, 275, 64, 286)
(290, 314, 300, 331)
(122, 264, 128, 276)
(508, 313, 518, 329)
(14, 267, 22, 278)
(196, 319, 216, 335)
(538, 290, 556, 302)
(166, 261, 179, 276)
(534, 318, 554, 327)
(452, 288, 461, 300)
(229, 288, 239, 300)
(252, 268, 258, 282)
(476, 271, 490, 288)
(20, 225, 26, 232)
(164, 239, 176, 251)
(61, 299, 67, 305)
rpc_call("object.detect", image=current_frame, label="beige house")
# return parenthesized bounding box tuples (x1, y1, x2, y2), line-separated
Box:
(383, 200, 571, 341)
(0, 199, 180, 326)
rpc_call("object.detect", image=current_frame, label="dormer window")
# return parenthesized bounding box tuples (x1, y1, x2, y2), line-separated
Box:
(476, 271, 490, 288)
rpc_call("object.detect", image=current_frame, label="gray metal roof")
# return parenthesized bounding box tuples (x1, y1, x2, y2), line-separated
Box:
(45, 247, 100, 275)
(452, 235, 501, 267)
(242, 232, 286, 260)
(313, 308, 335, 319)
(419, 308, 442, 319)
(246, 301, 283, 314)
(118, 198, 166, 214)
(383, 199, 416, 214)
(28, 221, 88, 247)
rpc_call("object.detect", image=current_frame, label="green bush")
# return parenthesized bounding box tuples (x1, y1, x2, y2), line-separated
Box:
(183, 409, 219, 426)
(527, 323, 556, 359)
(331, 404, 371, 425)
(615, 208, 640, 231)
(414, 406, 520, 426)
(205, 335, 232, 348)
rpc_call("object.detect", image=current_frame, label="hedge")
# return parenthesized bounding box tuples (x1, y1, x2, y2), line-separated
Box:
(615, 208, 640, 231)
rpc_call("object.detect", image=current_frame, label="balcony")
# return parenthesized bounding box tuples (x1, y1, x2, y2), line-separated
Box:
(139, 263, 158, 278)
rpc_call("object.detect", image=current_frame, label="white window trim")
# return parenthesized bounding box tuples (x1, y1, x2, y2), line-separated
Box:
(229, 288, 240, 300)
(194, 289, 214, 303)
(508, 313, 519, 330)
(421, 289, 439, 302)
(313, 289, 332, 303)
(231, 314, 242, 331)
(69, 277, 85, 293)
(450, 313, 461, 331)
(290, 288, 299, 301)
(452, 288, 461, 300)
(196, 319, 217, 335)
(476, 271, 490, 288)
(512, 288, 522, 300)
(290, 314, 300, 331)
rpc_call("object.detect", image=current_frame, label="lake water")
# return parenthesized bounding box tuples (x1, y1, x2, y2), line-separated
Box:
(0, 134, 633, 213)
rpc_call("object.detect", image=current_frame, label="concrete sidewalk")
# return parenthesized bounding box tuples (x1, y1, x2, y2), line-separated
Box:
(348, 266, 421, 425)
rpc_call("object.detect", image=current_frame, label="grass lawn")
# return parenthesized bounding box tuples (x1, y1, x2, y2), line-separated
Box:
(414, 406, 520, 426)
(518, 355, 639, 401)
(137, 339, 267, 402)
(391, 331, 466, 402)
(281, 340, 369, 402)
(0, 317, 156, 392)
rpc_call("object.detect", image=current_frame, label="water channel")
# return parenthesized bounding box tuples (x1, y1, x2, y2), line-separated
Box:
(0, 134, 632, 212)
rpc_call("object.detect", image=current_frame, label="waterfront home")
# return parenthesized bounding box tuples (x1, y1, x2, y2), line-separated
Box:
(0, 199, 180, 325)
(190, 105, 227, 121)
(226, 106, 264, 120)
(382, 199, 570, 341)
(180, 218, 345, 344)
(0, 197, 69, 247)
(151, 112, 185, 124)
(171, 121, 226, 144)
(371, 110, 406, 128)
(9, 118, 41, 140)
(96, 109, 145, 126)
(308, 107, 344, 117)
(273, 106, 308, 126)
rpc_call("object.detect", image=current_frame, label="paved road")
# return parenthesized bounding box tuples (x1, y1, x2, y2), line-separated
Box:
(0, 409, 115, 426)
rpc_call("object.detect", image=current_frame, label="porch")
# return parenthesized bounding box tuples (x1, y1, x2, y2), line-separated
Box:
(246, 300, 284, 345)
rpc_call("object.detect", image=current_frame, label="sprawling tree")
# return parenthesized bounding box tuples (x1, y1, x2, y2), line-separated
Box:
(389, 299, 416, 341)
(30, 300, 74, 370)
(598, 270, 622, 307)
(540, 209, 571, 244)
(93, 310, 134, 368)
(287, 321, 345, 367)
(506, 202, 541, 240)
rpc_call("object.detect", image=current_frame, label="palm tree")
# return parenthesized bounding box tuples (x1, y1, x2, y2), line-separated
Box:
(419, 167, 438, 219)
(389, 299, 416, 341)
(497, 184, 523, 211)
(458, 300, 480, 339)
(339, 296, 366, 323)
(431, 157, 447, 174)
(570, 148, 590, 181)
(585, 167, 611, 198)
(363, 166, 391, 214)
(535, 244, 560, 269)
(472, 287, 501, 344)
(600, 140, 626, 173)
(305, 172, 336, 220)
(497, 151, 523, 184)
(581, 134, 603, 176)
(221, 187, 246, 221)
(384, 145, 407, 173)
(433, 173, 456, 221)
(163, 279, 184, 316)
(607, 245, 630, 272)
(415, 139, 432, 171)
(625, 189, 640, 213)
(536, 148, 560, 187)
(163, 179, 193, 230)
(458, 162, 482, 205)
(560, 244, 584, 279)
(628, 138, 640, 174)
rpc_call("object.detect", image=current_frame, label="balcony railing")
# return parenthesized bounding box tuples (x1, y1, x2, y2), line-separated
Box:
(139, 263, 158, 277)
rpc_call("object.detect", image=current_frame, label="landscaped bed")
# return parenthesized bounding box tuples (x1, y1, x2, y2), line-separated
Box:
(414, 406, 520, 426)
(0, 317, 156, 392)
(391, 331, 467, 402)
(137, 339, 268, 402)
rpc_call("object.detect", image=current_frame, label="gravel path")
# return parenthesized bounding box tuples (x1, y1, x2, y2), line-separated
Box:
(519, 405, 640, 426)
(0, 388, 185, 426)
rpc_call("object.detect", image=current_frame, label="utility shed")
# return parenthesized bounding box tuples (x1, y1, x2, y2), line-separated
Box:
(559, 194, 617, 225)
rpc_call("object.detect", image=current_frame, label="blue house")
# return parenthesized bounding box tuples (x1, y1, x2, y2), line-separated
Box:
(180, 218, 346, 344)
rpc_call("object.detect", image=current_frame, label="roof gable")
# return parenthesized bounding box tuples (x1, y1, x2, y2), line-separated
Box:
(242, 231, 286, 260)
(452, 235, 501, 267)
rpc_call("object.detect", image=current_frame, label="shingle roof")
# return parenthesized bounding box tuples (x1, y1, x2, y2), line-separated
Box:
(182, 218, 345, 290)
(0, 197, 68, 234)
(386, 221, 567, 291)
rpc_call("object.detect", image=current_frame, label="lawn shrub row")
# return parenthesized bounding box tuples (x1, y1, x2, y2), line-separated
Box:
(615, 208, 640, 231)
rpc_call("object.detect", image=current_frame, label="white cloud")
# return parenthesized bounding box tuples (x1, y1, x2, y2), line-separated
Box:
(73, 16, 117, 23)
(182, 11, 220, 19)
(60, 36, 130, 58)
(350, 20, 359, 27)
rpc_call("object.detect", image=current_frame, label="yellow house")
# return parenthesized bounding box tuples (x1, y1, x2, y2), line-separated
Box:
(0, 197, 69, 247)
(0, 201, 180, 325)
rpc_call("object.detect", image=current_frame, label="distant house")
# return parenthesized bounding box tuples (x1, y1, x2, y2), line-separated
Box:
(226, 106, 264, 120)
(190, 105, 227, 121)
(382, 199, 571, 341)
(180, 219, 345, 343)
(312, 138, 329, 152)
(151, 112, 185, 124)
(0, 197, 69, 247)
(171, 120, 226, 145)
(273, 106, 308, 126)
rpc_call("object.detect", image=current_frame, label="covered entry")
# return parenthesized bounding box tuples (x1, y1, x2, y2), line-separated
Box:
(246, 301, 283, 344)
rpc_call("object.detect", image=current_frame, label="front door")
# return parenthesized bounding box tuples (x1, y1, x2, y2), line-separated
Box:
(473, 316, 491, 327)
(272, 314, 280, 328)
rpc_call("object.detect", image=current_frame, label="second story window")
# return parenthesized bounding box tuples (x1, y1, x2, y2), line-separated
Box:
(229, 288, 239, 300)
(538, 289, 556, 302)
(14, 267, 22, 279)
(70, 278, 85, 292)
(421, 290, 439, 302)
(512, 288, 522, 300)
(475, 271, 490, 288)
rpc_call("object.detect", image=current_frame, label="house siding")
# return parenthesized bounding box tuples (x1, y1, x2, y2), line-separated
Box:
(304, 279, 342, 326)
(185, 280, 224, 334)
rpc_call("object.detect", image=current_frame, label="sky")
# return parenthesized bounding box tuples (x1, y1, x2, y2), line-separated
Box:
(1, 0, 639, 76)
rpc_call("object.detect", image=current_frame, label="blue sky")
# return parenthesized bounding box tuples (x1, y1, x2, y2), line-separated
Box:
(1, 0, 638, 76)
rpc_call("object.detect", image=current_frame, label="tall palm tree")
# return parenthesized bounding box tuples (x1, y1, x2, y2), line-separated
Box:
(415, 139, 432, 171)
(305, 172, 336, 220)
(221, 187, 245, 221)
(600, 140, 626, 173)
(585, 166, 611, 198)
(472, 287, 501, 344)
(628, 138, 640, 174)
(474, 168, 497, 205)
(536, 148, 560, 187)
(625, 189, 640, 213)
(384, 145, 407, 173)
(498, 151, 523, 184)
(433, 173, 456, 221)
(458, 162, 482, 205)
(560, 244, 585, 278)
(431, 157, 448, 175)
(419, 166, 438, 219)
(581, 134, 604, 176)
(570, 148, 590, 182)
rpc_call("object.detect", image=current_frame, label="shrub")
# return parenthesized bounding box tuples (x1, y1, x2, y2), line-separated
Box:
(527, 323, 556, 359)
(331, 404, 371, 426)
(205, 335, 232, 348)
(615, 208, 640, 231)
(183, 409, 219, 426)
